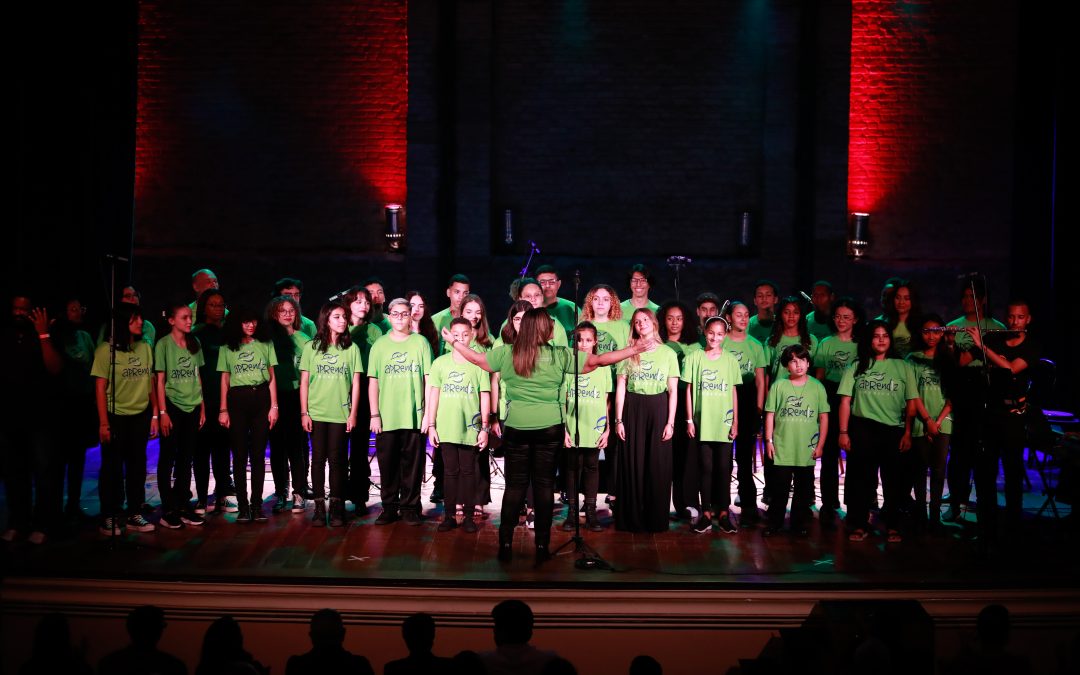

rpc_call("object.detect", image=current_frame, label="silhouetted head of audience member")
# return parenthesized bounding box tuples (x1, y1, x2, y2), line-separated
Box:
(976, 604, 1011, 647)
(309, 608, 347, 649)
(491, 599, 533, 647)
(200, 615, 247, 666)
(629, 655, 662, 675)
(127, 605, 167, 648)
(32, 612, 74, 658)
(451, 650, 487, 675)
(402, 612, 436, 655)
(541, 656, 578, 675)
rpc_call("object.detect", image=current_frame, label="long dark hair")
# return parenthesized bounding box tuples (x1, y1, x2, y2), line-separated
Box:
(166, 301, 201, 354)
(195, 288, 225, 325)
(658, 299, 697, 345)
(405, 290, 439, 355)
(512, 308, 554, 377)
(831, 296, 864, 337)
(343, 286, 373, 327)
(223, 306, 271, 351)
(267, 296, 301, 366)
(855, 319, 896, 377)
(768, 295, 811, 348)
(883, 278, 920, 331)
(909, 312, 958, 391)
(311, 301, 353, 353)
(500, 300, 534, 345)
(104, 302, 142, 351)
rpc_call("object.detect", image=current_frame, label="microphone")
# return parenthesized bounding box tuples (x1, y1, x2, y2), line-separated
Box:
(328, 287, 352, 302)
(528, 241, 540, 253)
(504, 209, 513, 246)
(574, 269, 581, 289)
(956, 271, 982, 280)
(666, 255, 692, 266)
(104, 254, 130, 263)
(799, 291, 812, 303)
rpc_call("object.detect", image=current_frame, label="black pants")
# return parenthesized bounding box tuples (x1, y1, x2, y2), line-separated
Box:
(158, 400, 199, 514)
(912, 433, 950, 522)
(476, 447, 492, 506)
(348, 428, 372, 504)
(947, 371, 986, 509)
(441, 442, 477, 511)
(310, 421, 347, 500)
(99, 409, 151, 517)
(268, 388, 308, 497)
(734, 384, 761, 512)
(375, 429, 425, 514)
(820, 381, 842, 512)
(698, 440, 734, 513)
(226, 383, 270, 507)
(499, 424, 561, 544)
(976, 409, 1028, 538)
(615, 392, 672, 533)
(59, 392, 96, 512)
(0, 421, 57, 532)
(564, 446, 601, 508)
(671, 383, 697, 514)
(846, 416, 906, 531)
(767, 465, 815, 530)
(196, 418, 232, 500)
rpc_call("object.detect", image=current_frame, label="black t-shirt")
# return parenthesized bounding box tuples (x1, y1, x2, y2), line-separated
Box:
(985, 334, 1040, 404)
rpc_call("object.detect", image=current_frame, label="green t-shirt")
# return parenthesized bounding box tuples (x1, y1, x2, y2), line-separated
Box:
(429, 353, 491, 445)
(368, 333, 432, 431)
(805, 311, 835, 341)
(681, 349, 741, 442)
(765, 377, 830, 466)
(665, 340, 701, 371)
(947, 315, 1006, 367)
(906, 351, 953, 436)
(349, 322, 383, 370)
(96, 321, 156, 348)
(767, 334, 819, 381)
(747, 315, 774, 344)
(216, 340, 278, 387)
(486, 344, 585, 430)
(592, 319, 631, 355)
(618, 343, 680, 396)
(837, 358, 918, 427)
(300, 341, 364, 424)
(564, 365, 612, 449)
(91, 341, 154, 416)
(547, 297, 579, 334)
(299, 315, 317, 340)
(61, 329, 96, 395)
(891, 319, 913, 358)
(813, 335, 857, 384)
(154, 335, 206, 412)
(722, 335, 768, 386)
(619, 299, 660, 318)
(273, 331, 312, 392)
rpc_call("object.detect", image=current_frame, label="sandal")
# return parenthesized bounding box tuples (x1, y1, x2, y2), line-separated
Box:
(886, 529, 903, 543)
(848, 528, 869, 542)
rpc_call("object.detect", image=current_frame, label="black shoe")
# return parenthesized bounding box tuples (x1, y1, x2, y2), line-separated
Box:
(375, 510, 399, 525)
(251, 505, 268, 523)
(437, 517, 456, 532)
(403, 511, 423, 526)
(301, 486, 315, 500)
(462, 518, 478, 534)
(236, 505, 252, 523)
(328, 499, 346, 527)
(717, 514, 737, 534)
(762, 526, 780, 538)
(561, 517, 576, 532)
(691, 516, 712, 534)
(498, 542, 513, 562)
(429, 489, 444, 504)
(353, 502, 369, 517)
(535, 544, 552, 565)
(740, 512, 760, 529)
(160, 511, 184, 529)
(312, 500, 326, 527)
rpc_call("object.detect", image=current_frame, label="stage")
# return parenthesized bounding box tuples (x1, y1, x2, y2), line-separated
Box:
(3, 440, 1079, 673)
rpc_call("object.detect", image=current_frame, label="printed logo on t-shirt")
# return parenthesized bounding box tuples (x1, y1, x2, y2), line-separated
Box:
(724, 408, 735, 425)
(628, 359, 665, 383)
(700, 368, 731, 392)
(171, 354, 197, 381)
(316, 352, 349, 376)
(594, 415, 608, 433)
(469, 412, 483, 431)
(567, 374, 602, 399)
(778, 395, 815, 418)
(384, 351, 421, 375)
(123, 352, 150, 378)
(441, 369, 476, 395)
(596, 330, 615, 352)
(808, 432, 820, 449)
(857, 370, 899, 392)
(829, 350, 852, 371)
(238, 350, 255, 363)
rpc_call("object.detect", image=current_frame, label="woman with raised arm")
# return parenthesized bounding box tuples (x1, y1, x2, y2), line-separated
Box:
(442, 308, 650, 563)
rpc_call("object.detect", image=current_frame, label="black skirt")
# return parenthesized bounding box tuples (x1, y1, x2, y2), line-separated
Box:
(615, 391, 673, 533)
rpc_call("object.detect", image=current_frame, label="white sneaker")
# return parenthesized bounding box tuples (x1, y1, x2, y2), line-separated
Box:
(291, 492, 306, 513)
(224, 496, 239, 513)
(98, 518, 122, 536)
(126, 514, 156, 533)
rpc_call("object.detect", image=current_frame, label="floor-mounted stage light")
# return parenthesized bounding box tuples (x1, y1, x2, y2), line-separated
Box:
(847, 212, 870, 259)
(384, 204, 405, 252)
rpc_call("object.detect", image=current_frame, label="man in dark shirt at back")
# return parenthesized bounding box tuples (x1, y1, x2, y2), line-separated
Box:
(98, 605, 186, 675)
(286, 609, 373, 675)
(383, 612, 452, 675)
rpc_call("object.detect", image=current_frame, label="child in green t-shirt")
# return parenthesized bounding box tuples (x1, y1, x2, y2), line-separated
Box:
(426, 318, 491, 534)
(763, 344, 829, 537)
(154, 302, 206, 530)
(560, 321, 612, 532)
(300, 302, 363, 527)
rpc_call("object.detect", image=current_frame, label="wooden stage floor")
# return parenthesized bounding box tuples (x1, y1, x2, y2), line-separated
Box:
(2, 440, 1076, 590)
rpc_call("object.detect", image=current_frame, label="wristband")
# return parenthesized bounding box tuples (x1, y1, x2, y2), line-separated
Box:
(839, 430, 848, 434)
(765, 438, 773, 443)
(614, 419, 622, 425)
(481, 425, 491, 432)
(271, 405, 279, 410)
(152, 415, 158, 420)
(219, 409, 228, 414)
(159, 410, 168, 415)
(38, 333, 50, 340)
(370, 413, 381, 418)
(301, 412, 310, 417)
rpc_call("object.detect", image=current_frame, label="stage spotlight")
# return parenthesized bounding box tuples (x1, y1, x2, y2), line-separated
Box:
(847, 212, 870, 259)
(384, 204, 405, 252)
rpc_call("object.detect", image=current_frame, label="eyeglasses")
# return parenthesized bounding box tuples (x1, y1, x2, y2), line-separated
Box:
(538, 279, 559, 286)
(629, 278, 648, 286)
(389, 311, 411, 319)
(278, 309, 296, 316)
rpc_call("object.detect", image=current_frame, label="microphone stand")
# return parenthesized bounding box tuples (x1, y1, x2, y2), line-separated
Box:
(667, 256, 690, 301)
(519, 241, 541, 280)
(969, 274, 993, 536)
(550, 271, 612, 571)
